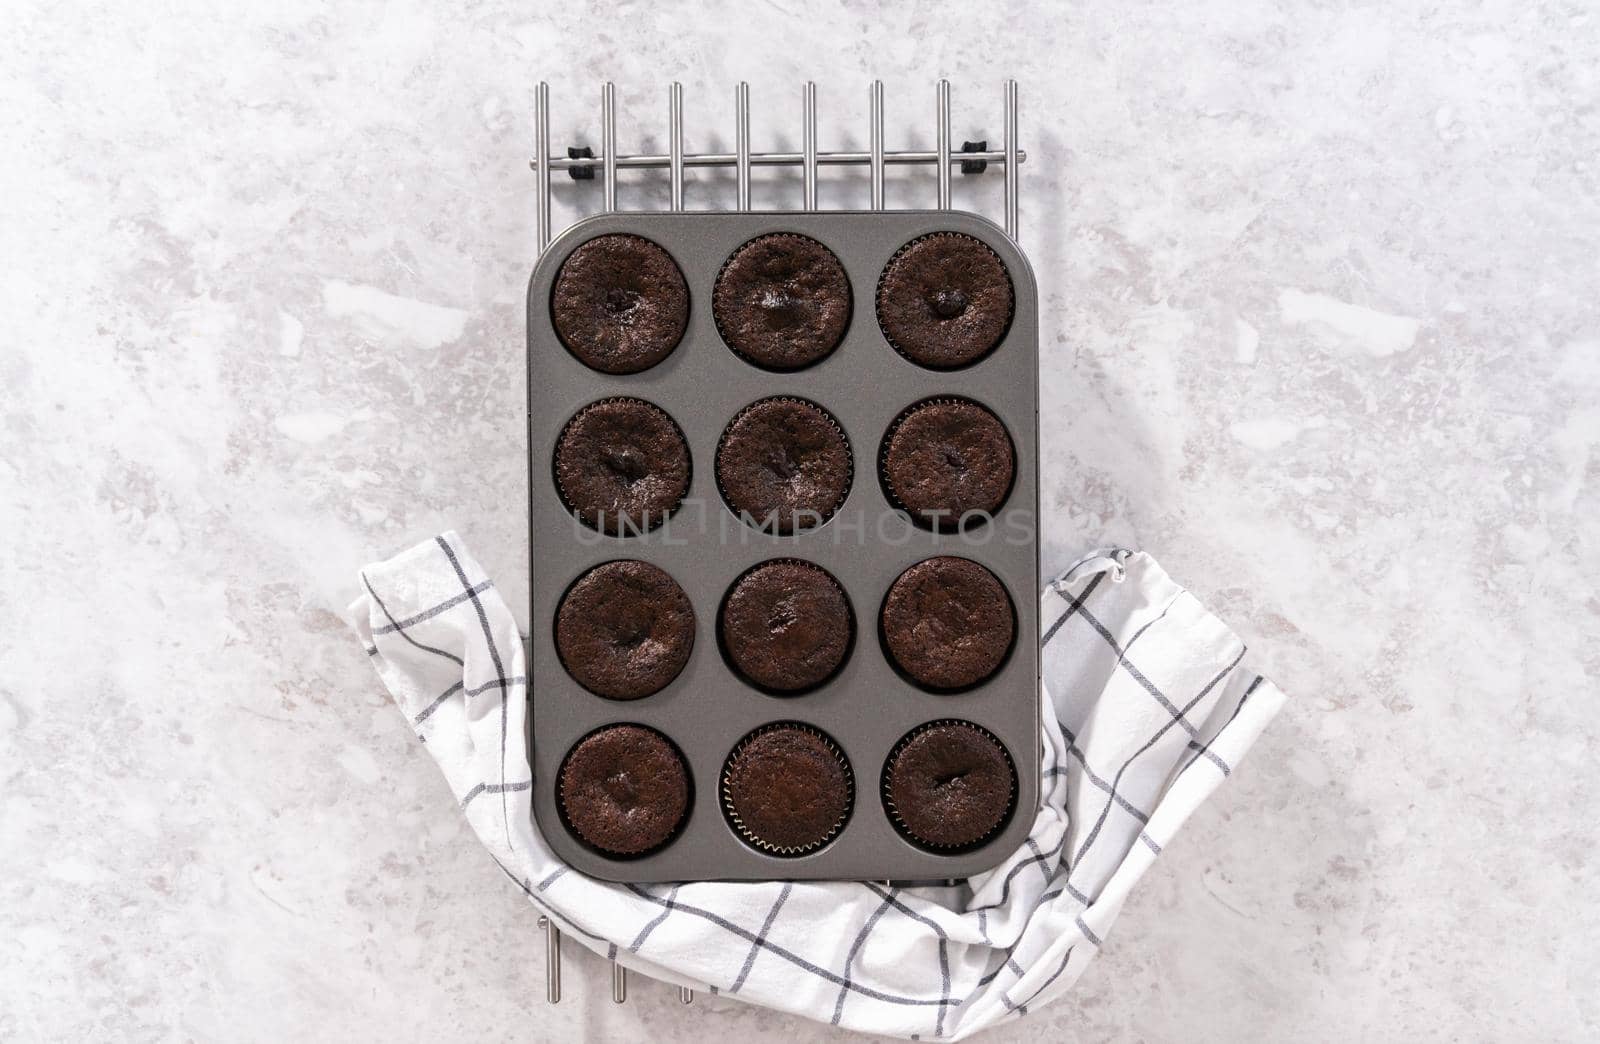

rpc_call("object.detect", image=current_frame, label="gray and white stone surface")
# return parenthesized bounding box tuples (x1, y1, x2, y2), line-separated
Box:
(2, 1, 1597, 1040)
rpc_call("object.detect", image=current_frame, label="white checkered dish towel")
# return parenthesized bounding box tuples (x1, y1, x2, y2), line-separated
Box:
(349, 533, 1285, 1039)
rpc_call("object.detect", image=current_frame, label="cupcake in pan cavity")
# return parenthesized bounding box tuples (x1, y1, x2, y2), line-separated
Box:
(713, 233, 852, 370)
(715, 397, 852, 533)
(876, 232, 1014, 369)
(880, 396, 1015, 530)
(553, 397, 690, 535)
(559, 724, 691, 857)
(719, 559, 853, 694)
(882, 719, 1017, 852)
(722, 723, 853, 856)
(881, 556, 1015, 691)
(555, 560, 694, 700)
(551, 233, 689, 374)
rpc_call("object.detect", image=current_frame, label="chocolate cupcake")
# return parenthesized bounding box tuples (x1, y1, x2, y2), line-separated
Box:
(881, 557, 1014, 690)
(883, 720, 1016, 850)
(713, 233, 851, 370)
(559, 724, 690, 856)
(722, 723, 853, 855)
(556, 561, 694, 700)
(876, 233, 1014, 369)
(554, 398, 690, 535)
(716, 397, 852, 533)
(720, 560, 852, 693)
(551, 234, 689, 374)
(881, 397, 1015, 529)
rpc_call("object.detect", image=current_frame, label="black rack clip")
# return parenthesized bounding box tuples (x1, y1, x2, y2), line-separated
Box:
(566, 146, 595, 180)
(959, 140, 988, 175)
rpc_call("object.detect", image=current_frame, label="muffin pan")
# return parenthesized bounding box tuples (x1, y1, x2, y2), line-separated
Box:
(525, 209, 1038, 881)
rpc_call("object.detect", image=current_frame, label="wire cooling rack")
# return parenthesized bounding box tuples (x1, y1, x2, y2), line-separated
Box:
(527, 78, 1024, 1006)
(531, 78, 1023, 250)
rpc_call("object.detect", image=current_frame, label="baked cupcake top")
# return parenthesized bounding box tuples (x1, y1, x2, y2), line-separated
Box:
(554, 398, 690, 535)
(716, 397, 852, 533)
(714, 233, 851, 370)
(555, 560, 694, 700)
(881, 557, 1014, 690)
(722, 723, 853, 855)
(552, 234, 689, 374)
(884, 720, 1016, 850)
(720, 560, 852, 693)
(882, 398, 1015, 528)
(876, 233, 1013, 369)
(559, 724, 690, 856)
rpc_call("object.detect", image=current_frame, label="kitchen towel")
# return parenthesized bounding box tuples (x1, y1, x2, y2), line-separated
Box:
(349, 532, 1284, 1039)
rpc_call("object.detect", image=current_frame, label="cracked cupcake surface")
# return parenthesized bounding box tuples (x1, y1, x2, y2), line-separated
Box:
(554, 398, 690, 534)
(884, 721, 1015, 850)
(559, 725, 689, 856)
(882, 398, 1015, 527)
(720, 560, 852, 692)
(552, 234, 689, 374)
(556, 560, 694, 700)
(714, 233, 851, 370)
(723, 724, 852, 854)
(881, 556, 1014, 690)
(876, 232, 1013, 369)
(716, 397, 851, 532)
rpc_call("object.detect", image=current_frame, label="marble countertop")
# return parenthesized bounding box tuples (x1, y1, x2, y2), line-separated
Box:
(4, 1, 1597, 1040)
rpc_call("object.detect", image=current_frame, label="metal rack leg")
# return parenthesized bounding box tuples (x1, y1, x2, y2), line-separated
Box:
(612, 961, 627, 1003)
(539, 916, 561, 1004)
(802, 81, 817, 210)
(601, 82, 617, 212)
(869, 80, 884, 210)
(669, 82, 684, 211)
(1004, 79, 1019, 240)
(735, 82, 751, 211)
(935, 79, 951, 209)
(534, 82, 550, 252)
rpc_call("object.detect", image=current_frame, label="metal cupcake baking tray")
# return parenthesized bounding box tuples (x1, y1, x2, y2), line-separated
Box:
(525, 208, 1038, 881)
